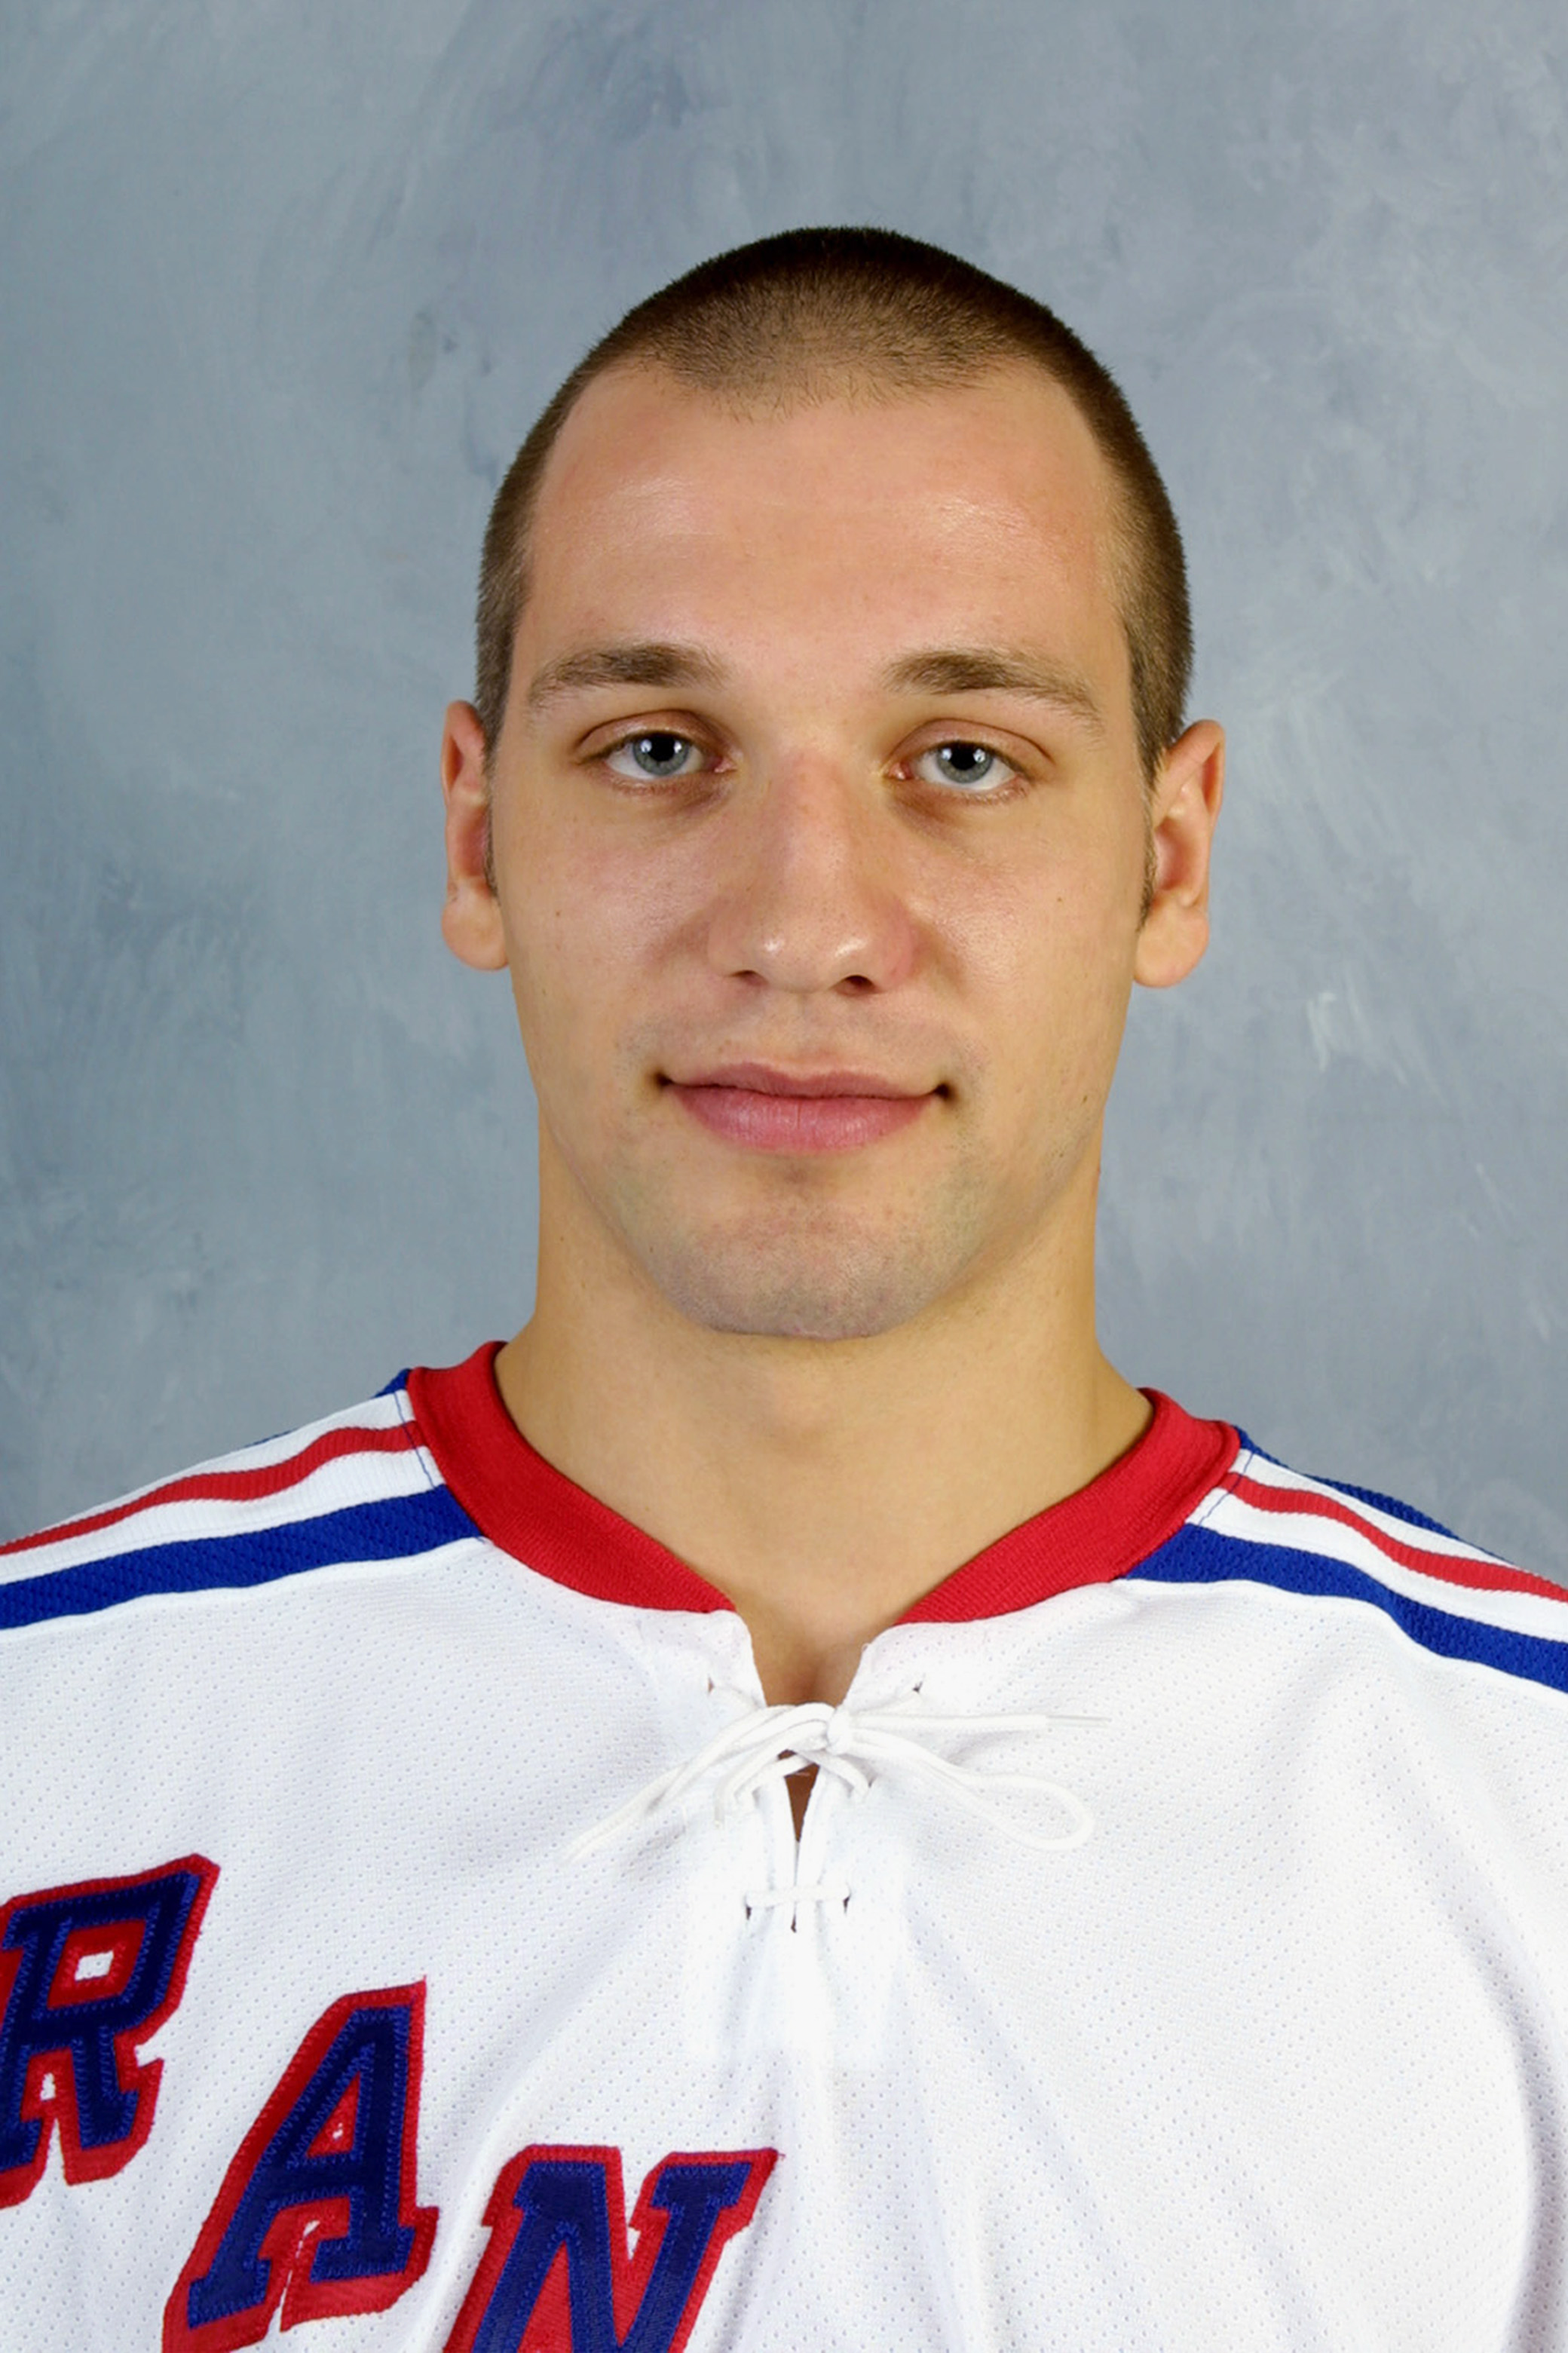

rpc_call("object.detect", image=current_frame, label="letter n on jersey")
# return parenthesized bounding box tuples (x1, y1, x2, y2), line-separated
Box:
(0, 1854, 218, 2205)
(445, 2143, 776, 2353)
(164, 1981, 438, 2352)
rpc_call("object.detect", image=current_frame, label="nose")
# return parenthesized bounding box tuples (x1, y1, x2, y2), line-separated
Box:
(703, 755, 920, 997)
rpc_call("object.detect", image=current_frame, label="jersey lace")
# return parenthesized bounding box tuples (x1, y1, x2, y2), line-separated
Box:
(571, 1690, 1102, 1874)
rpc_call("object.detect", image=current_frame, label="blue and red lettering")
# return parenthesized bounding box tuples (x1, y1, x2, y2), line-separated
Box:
(164, 1981, 438, 2352)
(446, 2143, 776, 2353)
(0, 1854, 218, 2206)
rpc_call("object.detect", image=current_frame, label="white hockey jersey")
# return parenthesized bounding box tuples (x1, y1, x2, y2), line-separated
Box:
(2, 1340, 1567, 2352)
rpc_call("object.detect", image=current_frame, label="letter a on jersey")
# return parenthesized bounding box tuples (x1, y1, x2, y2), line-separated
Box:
(445, 2143, 776, 2353)
(0, 1854, 218, 2206)
(165, 1981, 438, 2352)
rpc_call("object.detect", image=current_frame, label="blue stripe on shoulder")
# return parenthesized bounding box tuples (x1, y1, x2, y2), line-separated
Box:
(0, 1487, 479, 1632)
(1132, 1523, 1568, 1696)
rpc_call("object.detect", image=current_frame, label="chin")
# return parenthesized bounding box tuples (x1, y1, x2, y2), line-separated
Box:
(632, 1221, 975, 1343)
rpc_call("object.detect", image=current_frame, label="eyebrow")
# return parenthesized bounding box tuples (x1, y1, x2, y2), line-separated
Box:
(523, 637, 1105, 732)
(881, 648, 1104, 731)
(525, 642, 727, 712)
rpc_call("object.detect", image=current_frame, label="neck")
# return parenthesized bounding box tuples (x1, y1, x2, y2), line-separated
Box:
(495, 1166, 1147, 1708)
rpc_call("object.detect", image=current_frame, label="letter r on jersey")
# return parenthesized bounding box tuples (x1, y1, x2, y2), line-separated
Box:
(165, 1981, 438, 2353)
(445, 2143, 777, 2353)
(0, 1855, 218, 2205)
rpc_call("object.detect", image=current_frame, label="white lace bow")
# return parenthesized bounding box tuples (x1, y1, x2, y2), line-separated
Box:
(570, 1690, 1101, 1860)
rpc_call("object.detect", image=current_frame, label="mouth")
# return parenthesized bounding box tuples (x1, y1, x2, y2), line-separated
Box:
(660, 1062, 940, 1154)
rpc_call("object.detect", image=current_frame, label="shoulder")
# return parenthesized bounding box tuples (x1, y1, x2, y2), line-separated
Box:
(1142, 1432, 1568, 1700)
(0, 1378, 478, 1638)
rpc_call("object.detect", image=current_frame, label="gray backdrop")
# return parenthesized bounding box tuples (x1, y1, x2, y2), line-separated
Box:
(4, 0, 1566, 1576)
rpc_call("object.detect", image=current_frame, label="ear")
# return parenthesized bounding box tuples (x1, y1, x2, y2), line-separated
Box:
(440, 701, 507, 972)
(1132, 719, 1225, 989)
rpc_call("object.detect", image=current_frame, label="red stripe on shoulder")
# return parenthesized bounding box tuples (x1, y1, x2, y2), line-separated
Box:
(0, 1420, 420, 1560)
(1223, 1468, 1568, 1602)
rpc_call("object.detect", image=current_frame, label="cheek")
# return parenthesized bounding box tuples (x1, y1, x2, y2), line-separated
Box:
(945, 847, 1141, 1117)
(951, 841, 1141, 1009)
(497, 830, 688, 1083)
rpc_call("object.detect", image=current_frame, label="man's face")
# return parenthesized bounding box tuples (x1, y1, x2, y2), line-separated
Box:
(446, 361, 1214, 1342)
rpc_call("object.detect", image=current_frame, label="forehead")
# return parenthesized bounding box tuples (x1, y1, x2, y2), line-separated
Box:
(520, 360, 1127, 693)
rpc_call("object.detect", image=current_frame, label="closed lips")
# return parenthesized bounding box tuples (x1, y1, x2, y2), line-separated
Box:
(663, 1067, 936, 1151)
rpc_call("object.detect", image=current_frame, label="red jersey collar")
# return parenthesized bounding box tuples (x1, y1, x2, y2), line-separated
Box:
(406, 1342, 1239, 1625)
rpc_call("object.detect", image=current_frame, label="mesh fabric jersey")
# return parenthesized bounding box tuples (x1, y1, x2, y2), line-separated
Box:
(2, 1343, 1566, 2352)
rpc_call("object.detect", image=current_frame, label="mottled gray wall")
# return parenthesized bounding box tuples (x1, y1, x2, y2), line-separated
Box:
(3, 0, 1566, 1575)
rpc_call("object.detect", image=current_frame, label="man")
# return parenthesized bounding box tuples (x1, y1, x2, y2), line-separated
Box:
(2, 229, 1565, 2352)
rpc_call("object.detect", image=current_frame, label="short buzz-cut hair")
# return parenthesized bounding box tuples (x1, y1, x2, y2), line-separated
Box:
(475, 227, 1192, 783)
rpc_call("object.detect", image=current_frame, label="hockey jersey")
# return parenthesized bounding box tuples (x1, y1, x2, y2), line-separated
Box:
(2, 1340, 1567, 2352)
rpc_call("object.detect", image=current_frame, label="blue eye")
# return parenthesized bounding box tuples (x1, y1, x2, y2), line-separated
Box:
(912, 742, 1017, 791)
(605, 731, 704, 780)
